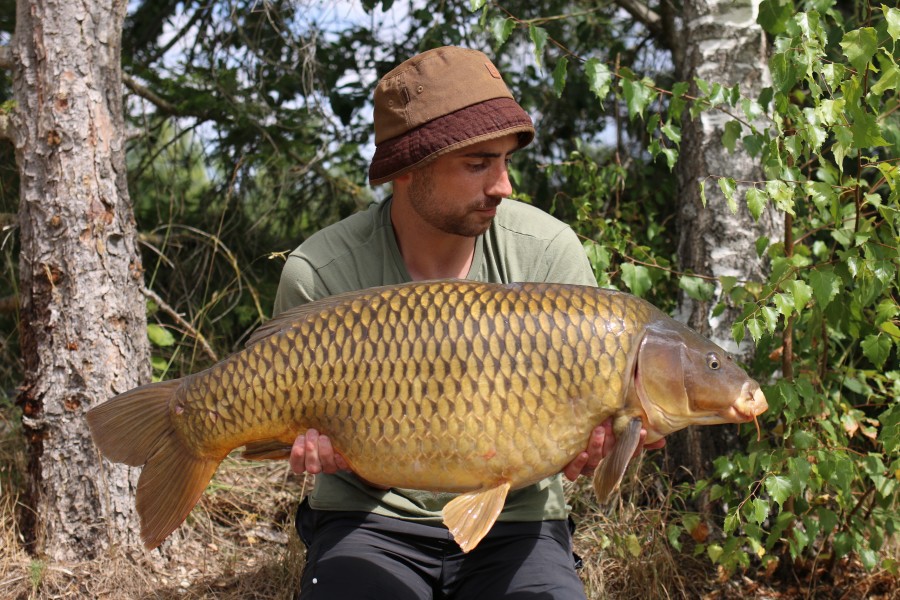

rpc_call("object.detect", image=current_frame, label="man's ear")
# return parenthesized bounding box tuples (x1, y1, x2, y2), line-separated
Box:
(393, 172, 413, 185)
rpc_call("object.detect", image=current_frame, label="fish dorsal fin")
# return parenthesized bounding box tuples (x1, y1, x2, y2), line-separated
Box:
(242, 439, 294, 461)
(593, 417, 642, 502)
(442, 481, 511, 553)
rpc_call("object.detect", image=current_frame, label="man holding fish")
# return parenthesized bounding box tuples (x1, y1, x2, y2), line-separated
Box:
(275, 46, 665, 599)
(86, 44, 766, 600)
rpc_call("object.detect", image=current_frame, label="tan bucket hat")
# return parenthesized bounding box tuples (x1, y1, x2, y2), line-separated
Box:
(368, 46, 535, 186)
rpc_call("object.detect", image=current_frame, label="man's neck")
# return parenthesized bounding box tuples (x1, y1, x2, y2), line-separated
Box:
(390, 200, 476, 281)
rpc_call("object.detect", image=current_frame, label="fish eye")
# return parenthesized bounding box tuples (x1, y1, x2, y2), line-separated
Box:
(707, 353, 721, 370)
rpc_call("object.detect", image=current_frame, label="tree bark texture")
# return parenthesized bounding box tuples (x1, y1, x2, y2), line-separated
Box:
(667, 0, 782, 484)
(13, 0, 150, 560)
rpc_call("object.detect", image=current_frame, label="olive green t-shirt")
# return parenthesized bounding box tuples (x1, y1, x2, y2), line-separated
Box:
(274, 197, 597, 523)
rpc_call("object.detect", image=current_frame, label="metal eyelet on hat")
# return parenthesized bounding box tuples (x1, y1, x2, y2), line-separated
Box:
(417, 85, 424, 93)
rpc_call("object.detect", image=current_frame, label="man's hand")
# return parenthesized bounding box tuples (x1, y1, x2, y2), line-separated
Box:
(562, 419, 667, 482)
(289, 429, 349, 475)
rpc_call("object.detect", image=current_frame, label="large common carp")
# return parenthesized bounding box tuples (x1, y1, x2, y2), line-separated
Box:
(87, 280, 767, 552)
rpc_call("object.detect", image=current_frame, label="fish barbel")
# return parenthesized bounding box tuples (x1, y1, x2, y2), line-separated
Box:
(87, 280, 767, 552)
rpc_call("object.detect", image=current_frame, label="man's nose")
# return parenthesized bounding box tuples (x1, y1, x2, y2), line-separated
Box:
(486, 164, 513, 197)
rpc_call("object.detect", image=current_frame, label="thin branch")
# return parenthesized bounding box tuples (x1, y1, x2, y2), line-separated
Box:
(141, 286, 219, 363)
(612, 0, 664, 41)
(123, 72, 186, 116)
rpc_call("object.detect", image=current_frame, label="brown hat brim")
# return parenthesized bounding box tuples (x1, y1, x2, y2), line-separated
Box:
(368, 97, 535, 186)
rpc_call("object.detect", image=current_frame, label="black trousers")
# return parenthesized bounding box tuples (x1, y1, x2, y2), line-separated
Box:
(295, 500, 587, 600)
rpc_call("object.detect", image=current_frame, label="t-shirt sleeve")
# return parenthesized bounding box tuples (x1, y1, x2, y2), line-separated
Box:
(273, 254, 331, 316)
(540, 226, 598, 287)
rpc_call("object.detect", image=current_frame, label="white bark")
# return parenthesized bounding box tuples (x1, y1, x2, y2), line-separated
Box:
(667, 0, 782, 482)
(674, 0, 782, 360)
(13, 0, 149, 559)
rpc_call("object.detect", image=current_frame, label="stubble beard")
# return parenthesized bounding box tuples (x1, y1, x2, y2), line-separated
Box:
(408, 167, 499, 238)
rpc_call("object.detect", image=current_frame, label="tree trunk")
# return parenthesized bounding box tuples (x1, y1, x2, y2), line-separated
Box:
(667, 0, 782, 485)
(13, 0, 149, 560)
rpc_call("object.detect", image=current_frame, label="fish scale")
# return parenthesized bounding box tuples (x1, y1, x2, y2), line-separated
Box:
(87, 279, 768, 552)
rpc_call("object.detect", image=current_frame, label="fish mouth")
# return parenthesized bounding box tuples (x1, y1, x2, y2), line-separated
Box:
(731, 384, 768, 441)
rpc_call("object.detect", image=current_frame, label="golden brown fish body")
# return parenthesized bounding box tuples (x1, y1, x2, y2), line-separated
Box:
(87, 281, 767, 552)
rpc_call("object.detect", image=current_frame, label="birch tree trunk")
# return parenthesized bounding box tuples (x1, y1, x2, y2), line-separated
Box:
(667, 0, 782, 483)
(13, 0, 149, 560)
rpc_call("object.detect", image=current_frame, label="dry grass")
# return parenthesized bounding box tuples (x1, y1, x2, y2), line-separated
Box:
(2, 410, 898, 599)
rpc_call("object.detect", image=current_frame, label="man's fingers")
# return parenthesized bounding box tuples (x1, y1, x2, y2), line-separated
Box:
(289, 433, 306, 475)
(563, 452, 590, 482)
(304, 428, 322, 473)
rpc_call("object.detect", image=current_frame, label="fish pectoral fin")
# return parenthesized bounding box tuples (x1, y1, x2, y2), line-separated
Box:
(593, 417, 643, 502)
(242, 440, 294, 461)
(442, 481, 511, 554)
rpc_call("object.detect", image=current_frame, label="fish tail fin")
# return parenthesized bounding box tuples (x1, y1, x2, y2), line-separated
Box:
(87, 381, 221, 549)
(593, 417, 642, 502)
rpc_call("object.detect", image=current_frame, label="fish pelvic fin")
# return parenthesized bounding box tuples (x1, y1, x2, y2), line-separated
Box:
(86, 380, 221, 550)
(593, 417, 643, 502)
(242, 439, 294, 461)
(442, 481, 511, 553)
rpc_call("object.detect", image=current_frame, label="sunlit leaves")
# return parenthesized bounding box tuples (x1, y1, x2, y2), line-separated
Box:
(621, 263, 652, 297)
(840, 27, 878, 73)
(529, 25, 548, 70)
(862, 334, 892, 369)
(147, 324, 175, 347)
(620, 72, 655, 121)
(490, 17, 515, 48)
(584, 58, 611, 101)
(679, 275, 715, 302)
(552, 57, 568, 97)
(718, 177, 737, 213)
(746, 187, 768, 220)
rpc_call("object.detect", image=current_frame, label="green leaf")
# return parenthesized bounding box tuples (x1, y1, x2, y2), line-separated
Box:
(621, 263, 652, 297)
(552, 57, 568, 98)
(809, 269, 840, 309)
(840, 27, 878, 72)
(761, 305, 780, 333)
(707, 544, 724, 564)
(660, 147, 678, 170)
(872, 60, 900, 96)
(666, 524, 683, 551)
(765, 180, 795, 215)
(746, 187, 768, 220)
(788, 280, 812, 310)
(850, 110, 890, 148)
(758, 0, 794, 35)
(722, 120, 743, 153)
(699, 179, 708, 207)
(718, 177, 738, 213)
(529, 25, 549, 70)
(151, 356, 169, 372)
(468, 0, 486, 11)
(861, 334, 892, 369)
(621, 77, 655, 121)
(490, 17, 516, 48)
(147, 324, 175, 347)
(750, 498, 770, 525)
(625, 533, 642, 557)
(661, 121, 681, 145)
(584, 58, 611, 101)
(680, 275, 716, 301)
(765, 475, 793, 507)
(771, 52, 800, 93)
(885, 5, 900, 41)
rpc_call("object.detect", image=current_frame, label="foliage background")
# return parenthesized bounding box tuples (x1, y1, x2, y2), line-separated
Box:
(0, 0, 897, 597)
